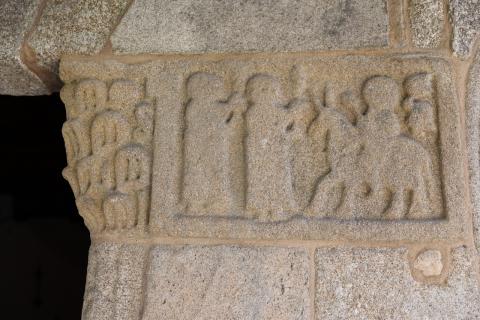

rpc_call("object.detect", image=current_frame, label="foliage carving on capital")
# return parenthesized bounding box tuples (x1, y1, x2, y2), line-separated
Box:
(61, 78, 154, 234)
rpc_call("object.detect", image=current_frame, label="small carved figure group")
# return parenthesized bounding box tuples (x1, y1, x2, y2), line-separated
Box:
(182, 68, 442, 221)
(62, 79, 153, 233)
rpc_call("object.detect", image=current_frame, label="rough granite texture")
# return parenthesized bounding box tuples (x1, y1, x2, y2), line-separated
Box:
(315, 246, 480, 319)
(82, 242, 149, 320)
(111, 0, 389, 54)
(142, 245, 310, 320)
(27, 0, 130, 74)
(449, 0, 480, 58)
(409, 0, 445, 48)
(466, 49, 480, 254)
(0, 0, 49, 95)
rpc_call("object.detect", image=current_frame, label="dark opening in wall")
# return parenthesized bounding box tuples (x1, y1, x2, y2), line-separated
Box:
(0, 94, 89, 319)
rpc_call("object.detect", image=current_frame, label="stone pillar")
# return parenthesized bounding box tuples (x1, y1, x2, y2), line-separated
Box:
(45, 0, 480, 319)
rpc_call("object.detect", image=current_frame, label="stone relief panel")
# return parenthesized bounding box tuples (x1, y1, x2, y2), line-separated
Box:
(61, 76, 154, 234)
(60, 54, 466, 241)
(178, 69, 443, 222)
(175, 61, 445, 222)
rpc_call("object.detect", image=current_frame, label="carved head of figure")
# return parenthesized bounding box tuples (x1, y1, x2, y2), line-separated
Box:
(187, 72, 228, 103)
(404, 73, 433, 102)
(363, 76, 401, 113)
(245, 74, 286, 107)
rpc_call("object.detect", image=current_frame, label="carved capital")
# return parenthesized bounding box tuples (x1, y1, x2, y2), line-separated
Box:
(61, 78, 153, 235)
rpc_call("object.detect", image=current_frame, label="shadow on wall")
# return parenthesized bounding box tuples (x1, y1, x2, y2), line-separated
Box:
(0, 94, 90, 319)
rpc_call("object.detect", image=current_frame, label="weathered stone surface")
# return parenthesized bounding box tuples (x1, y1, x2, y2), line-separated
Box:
(315, 246, 480, 319)
(59, 75, 153, 236)
(111, 0, 389, 54)
(60, 54, 466, 242)
(409, 0, 445, 48)
(449, 0, 480, 58)
(466, 49, 480, 253)
(27, 0, 130, 74)
(142, 245, 310, 319)
(82, 242, 149, 320)
(0, 0, 49, 95)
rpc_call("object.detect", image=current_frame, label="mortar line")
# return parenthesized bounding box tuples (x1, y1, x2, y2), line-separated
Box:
(402, 0, 413, 48)
(66, 46, 456, 63)
(19, 0, 59, 91)
(309, 246, 316, 320)
(387, 0, 406, 48)
(137, 245, 152, 320)
(99, 0, 136, 55)
(451, 40, 480, 251)
(441, 0, 453, 50)
(90, 235, 466, 250)
(461, 38, 480, 284)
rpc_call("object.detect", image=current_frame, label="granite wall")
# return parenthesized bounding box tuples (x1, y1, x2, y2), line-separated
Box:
(2, 0, 480, 319)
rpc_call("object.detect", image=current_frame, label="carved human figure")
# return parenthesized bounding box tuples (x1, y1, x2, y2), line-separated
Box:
(112, 145, 152, 228)
(245, 74, 299, 220)
(91, 111, 131, 154)
(183, 73, 246, 216)
(75, 79, 108, 116)
(103, 192, 136, 230)
(133, 101, 154, 146)
(87, 111, 132, 195)
(359, 76, 437, 219)
(115, 145, 151, 194)
(62, 119, 87, 166)
(62, 80, 108, 165)
(285, 97, 319, 210)
(307, 86, 364, 218)
(403, 73, 437, 144)
(286, 65, 326, 210)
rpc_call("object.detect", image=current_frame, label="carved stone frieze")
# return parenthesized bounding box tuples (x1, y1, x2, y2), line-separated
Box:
(60, 53, 466, 241)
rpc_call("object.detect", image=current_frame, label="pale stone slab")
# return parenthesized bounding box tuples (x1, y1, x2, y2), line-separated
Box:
(82, 243, 149, 320)
(111, 0, 389, 54)
(315, 247, 480, 319)
(409, 0, 445, 48)
(142, 245, 310, 320)
(0, 0, 49, 95)
(59, 53, 466, 242)
(449, 0, 480, 58)
(27, 0, 130, 74)
(466, 50, 480, 253)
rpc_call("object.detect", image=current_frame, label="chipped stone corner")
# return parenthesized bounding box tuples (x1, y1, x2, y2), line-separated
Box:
(408, 245, 451, 284)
